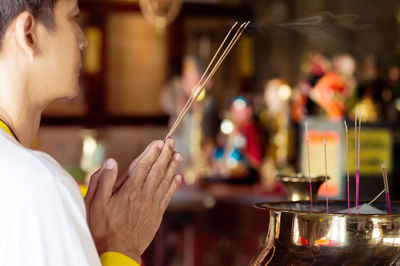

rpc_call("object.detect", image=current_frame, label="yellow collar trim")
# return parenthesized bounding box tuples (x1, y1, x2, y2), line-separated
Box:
(0, 120, 17, 141)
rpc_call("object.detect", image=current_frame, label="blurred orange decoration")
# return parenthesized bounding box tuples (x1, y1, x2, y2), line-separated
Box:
(310, 54, 356, 120)
(311, 72, 346, 120)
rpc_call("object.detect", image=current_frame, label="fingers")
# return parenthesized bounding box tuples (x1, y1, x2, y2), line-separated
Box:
(127, 141, 159, 175)
(95, 158, 119, 203)
(142, 138, 176, 192)
(112, 141, 159, 194)
(160, 174, 182, 211)
(154, 152, 182, 199)
(122, 140, 164, 192)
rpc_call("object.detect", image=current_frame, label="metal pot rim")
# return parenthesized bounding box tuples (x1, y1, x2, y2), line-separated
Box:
(276, 173, 328, 183)
(254, 200, 400, 217)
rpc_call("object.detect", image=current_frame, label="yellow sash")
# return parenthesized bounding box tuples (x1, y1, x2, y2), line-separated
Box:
(0, 120, 17, 141)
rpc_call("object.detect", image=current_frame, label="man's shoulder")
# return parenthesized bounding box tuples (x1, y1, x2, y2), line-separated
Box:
(0, 135, 86, 233)
(0, 132, 71, 182)
(0, 135, 98, 265)
(0, 132, 81, 209)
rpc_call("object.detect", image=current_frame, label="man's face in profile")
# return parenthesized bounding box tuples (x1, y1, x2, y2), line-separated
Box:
(36, 0, 88, 101)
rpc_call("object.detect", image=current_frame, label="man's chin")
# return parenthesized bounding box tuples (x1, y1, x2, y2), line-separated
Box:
(66, 84, 80, 99)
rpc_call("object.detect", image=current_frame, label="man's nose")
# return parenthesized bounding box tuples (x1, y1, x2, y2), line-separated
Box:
(79, 29, 89, 51)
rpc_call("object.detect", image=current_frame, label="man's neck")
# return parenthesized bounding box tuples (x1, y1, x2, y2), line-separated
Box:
(0, 61, 42, 147)
(0, 106, 41, 147)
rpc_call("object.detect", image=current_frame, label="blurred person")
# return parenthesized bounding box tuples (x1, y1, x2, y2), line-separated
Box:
(261, 79, 292, 165)
(0, 0, 182, 265)
(230, 97, 263, 170)
(213, 97, 262, 183)
(257, 79, 294, 192)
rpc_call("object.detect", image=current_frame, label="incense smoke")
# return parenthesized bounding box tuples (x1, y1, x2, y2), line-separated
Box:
(248, 12, 372, 44)
(278, 12, 372, 41)
(280, 12, 371, 30)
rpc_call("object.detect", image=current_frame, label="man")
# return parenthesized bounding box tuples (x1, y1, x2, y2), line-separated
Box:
(0, 0, 182, 265)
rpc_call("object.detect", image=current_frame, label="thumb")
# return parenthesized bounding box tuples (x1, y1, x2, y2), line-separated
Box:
(96, 158, 119, 203)
(84, 168, 102, 212)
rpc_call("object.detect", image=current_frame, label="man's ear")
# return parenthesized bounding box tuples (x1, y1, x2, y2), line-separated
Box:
(14, 12, 37, 58)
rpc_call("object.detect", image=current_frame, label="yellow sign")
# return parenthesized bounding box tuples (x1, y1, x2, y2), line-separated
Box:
(84, 27, 102, 75)
(348, 128, 392, 175)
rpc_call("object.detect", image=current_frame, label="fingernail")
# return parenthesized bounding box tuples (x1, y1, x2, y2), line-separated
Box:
(104, 159, 115, 170)
(158, 141, 164, 149)
(168, 139, 175, 148)
(176, 175, 182, 182)
(174, 153, 182, 161)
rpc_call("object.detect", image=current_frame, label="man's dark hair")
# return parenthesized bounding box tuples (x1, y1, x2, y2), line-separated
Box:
(0, 0, 58, 46)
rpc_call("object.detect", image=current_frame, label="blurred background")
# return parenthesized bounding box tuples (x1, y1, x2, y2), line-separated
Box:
(36, 0, 400, 265)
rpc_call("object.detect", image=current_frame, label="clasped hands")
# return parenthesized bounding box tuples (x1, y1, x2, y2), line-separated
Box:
(84, 138, 183, 263)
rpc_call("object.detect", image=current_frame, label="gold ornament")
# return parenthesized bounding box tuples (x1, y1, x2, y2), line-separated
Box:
(138, 0, 182, 34)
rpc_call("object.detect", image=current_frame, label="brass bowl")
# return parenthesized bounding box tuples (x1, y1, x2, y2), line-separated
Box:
(249, 201, 400, 265)
(276, 173, 328, 201)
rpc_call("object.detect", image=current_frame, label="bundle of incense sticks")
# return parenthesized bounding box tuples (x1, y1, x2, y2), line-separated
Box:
(382, 162, 392, 214)
(344, 121, 350, 213)
(324, 137, 328, 213)
(165, 21, 250, 139)
(305, 121, 313, 212)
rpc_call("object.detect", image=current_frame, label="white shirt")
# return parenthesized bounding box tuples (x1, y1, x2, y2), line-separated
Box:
(0, 130, 101, 266)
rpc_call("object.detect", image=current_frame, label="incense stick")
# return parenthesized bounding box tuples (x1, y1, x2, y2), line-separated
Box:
(356, 112, 361, 209)
(358, 113, 361, 171)
(165, 21, 250, 139)
(200, 22, 250, 89)
(168, 22, 238, 135)
(358, 189, 385, 212)
(344, 121, 350, 213)
(382, 162, 392, 214)
(197, 22, 238, 85)
(368, 189, 386, 206)
(165, 22, 241, 139)
(355, 107, 359, 209)
(324, 136, 328, 213)
(179, 22, 249, 118)
(305, 121, 313, 212)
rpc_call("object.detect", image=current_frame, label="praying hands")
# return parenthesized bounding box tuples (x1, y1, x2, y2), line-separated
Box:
(84, 139, 183, 263)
